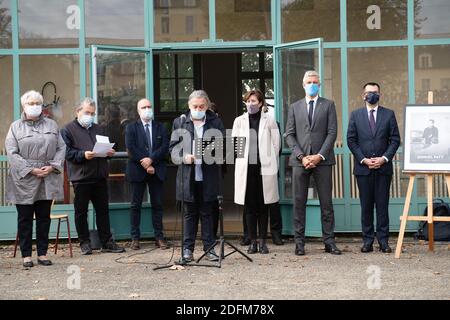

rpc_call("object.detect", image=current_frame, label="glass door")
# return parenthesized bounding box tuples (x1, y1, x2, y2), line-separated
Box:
(90, 45, 152, 203)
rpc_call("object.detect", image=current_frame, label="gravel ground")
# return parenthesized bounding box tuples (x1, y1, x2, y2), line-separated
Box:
(1, 237, 449, 300)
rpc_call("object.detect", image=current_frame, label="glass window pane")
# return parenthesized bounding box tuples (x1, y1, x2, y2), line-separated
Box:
(0, 0, 12, 48)
(0, 55, 13, 152)
(95, 51, 146, 151)
(242, 78, 261, 96)
(415, 0, 450, 39)
(86, 0, 144, 46)
(20, 55, 80, 129)
(179, 79, 194, 108)
(347, 0, 407, 41)
(281, 0, 340, 42)
(178, 54, 194, 77)
(348, 47, 408, 146)
(160, 79, 177, 112)
(159, 53, 175, 78)
(216, 0, 271, 41)
(18, 0, 78, 48)
(265, 79, 274, 99)
(323, 49, 342, 147)
(264, 52, 273, 72)
(154, 0, 209, 43)
(415, 45, 450, 104)
(241, 52, 259, 72)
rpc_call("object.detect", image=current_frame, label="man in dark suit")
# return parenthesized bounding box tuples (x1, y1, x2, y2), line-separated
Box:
(347, 82, 401, 253)
(125, 98, 169, 250)
(284, 70, 341, 256)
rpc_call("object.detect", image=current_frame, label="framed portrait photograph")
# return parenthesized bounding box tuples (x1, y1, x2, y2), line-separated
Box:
(403, 105, 450, 172)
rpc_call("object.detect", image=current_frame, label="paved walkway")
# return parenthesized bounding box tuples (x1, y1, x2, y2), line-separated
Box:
(1, 238, 449, 300)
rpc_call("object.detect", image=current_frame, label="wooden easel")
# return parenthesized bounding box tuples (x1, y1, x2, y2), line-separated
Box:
(395, 173, 450, 258)
(395, 91, 450, 258)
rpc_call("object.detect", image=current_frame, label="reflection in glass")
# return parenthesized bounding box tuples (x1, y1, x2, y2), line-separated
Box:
(178, 54, 194, 77)
(216, 0, 271, 41)
(347, 0, 407, 41)
(323, 49, 342, 146)
(95, 51, 146, 151)
(86, 0, 144, 46)
(0, 55, 13, 152)
(160, 79, 177, 112)
(281, 0, 340, 42)
(264, 52, 273, 72)
(159, 53, 175, 78)
(348, 47, 408, 136)
(415, 45, 450, 105)
(20, 55, 80, 128)
(179, 79, 194, 108)
(242, 79, 261, 95)
(0, 0, 12, 48)
(18, 0, 78, 48)
(154, 0, 209, 43)
(242, 52, 259, 72)
(279, 47, 318, 132)
(415, 0, 450, 39)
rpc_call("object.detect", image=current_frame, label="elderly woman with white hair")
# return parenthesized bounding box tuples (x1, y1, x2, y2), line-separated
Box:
(5, 90, 66, 268)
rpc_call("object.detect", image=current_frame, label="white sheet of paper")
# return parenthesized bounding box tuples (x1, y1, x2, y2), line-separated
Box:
(92, 142, 115, 157)
(96, 135, 110, 143)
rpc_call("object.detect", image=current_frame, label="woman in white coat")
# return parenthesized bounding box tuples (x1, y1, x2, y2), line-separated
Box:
(232, 89, 280, 254)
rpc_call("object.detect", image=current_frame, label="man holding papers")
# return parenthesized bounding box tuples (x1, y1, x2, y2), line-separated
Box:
(61, 98, 125, 255)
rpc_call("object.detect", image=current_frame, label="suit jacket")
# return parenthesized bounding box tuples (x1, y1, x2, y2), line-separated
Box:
(347, 106, 401, 176)
(125, 120, 169, 182)
(284, 97, 337, 167)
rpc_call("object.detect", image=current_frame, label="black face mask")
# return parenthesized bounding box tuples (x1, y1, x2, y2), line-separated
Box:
(365, 92, 380, 105)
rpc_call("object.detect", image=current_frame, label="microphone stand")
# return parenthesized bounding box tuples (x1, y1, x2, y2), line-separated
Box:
(196, 138, 253, 267)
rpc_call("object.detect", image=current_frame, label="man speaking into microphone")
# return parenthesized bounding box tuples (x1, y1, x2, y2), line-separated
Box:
(169, 90, 225, 262)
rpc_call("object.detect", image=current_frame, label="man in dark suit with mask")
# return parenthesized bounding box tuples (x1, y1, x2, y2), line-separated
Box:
(347, 82, 401, 253)
(284, 70, 341, 256)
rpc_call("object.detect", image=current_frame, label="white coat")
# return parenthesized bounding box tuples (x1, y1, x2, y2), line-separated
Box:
(232, 111, 280, 205)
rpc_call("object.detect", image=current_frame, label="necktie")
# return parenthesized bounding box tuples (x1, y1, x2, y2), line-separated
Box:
(369, 109, 376, 136)
(145, 123, 152, 154)
(308, 100, 314, 126)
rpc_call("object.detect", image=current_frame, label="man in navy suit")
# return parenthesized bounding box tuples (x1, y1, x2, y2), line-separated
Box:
(125, 98, 169, 250)
(347, 83, 401, 253)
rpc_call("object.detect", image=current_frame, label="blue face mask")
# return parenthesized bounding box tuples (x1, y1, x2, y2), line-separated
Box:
(191, 110, 206, 120)
(304, 83, 320, 97)
(78, 114, 94, 128)
(141, 108, 154, 121)
(365, 92, 380, 105)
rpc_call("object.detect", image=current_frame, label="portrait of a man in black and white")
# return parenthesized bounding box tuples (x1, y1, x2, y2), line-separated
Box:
(422, 119, 439, 147)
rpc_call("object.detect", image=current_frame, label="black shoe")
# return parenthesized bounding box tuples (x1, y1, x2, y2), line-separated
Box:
(37, 259, 53, 266)
(295, 244, 305, 256)
(183, 249, 194, 262)
(379, 244, 392, 253)
(325, 243, 342, 255)
(80, 241, 92, 255)
(23, 261, 34, 268)
(271, 233, 284, 246)
(205, 250, 219, 262)
(247, 241, 258, 254)
(259, 240, 269, 254)
(361, 244, 374, 253)
(240, 237, 251, 246)
(101, 240, 125, 253)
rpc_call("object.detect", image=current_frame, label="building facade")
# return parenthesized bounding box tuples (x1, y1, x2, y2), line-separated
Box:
(0, 0, 449, 240)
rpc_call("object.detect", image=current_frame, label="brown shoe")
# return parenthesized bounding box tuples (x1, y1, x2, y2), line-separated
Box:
(155, 239, 169, 250)
(130, 240, 140, 250)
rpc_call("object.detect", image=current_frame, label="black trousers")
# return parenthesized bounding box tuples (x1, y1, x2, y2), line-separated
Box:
(293, 165, 335, 246)
(244, 164, 269, 240)
(130, 175, 165, 240)
(73, 179, 112, 246)
(16, 200, 52, 257)
(184, 182, 215, 252)
(356, 172, 392, 246)
(242, 202, 282, 239)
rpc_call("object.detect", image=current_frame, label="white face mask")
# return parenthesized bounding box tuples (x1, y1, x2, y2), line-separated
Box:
(24, 104, 42, 118)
